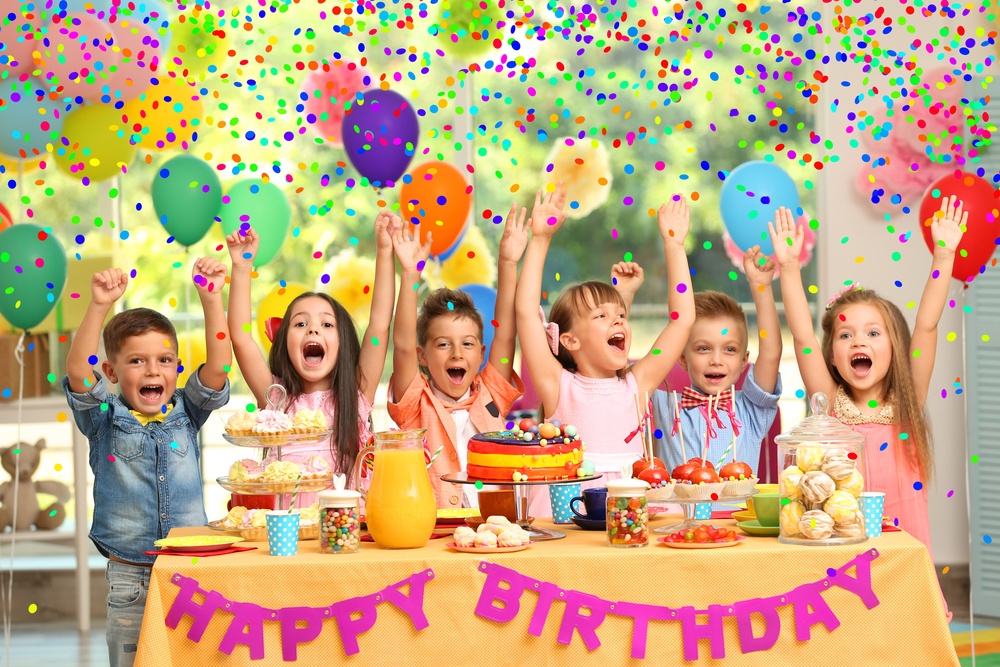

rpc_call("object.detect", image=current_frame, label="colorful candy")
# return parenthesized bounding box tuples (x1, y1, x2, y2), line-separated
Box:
(606, 495, 648, 548)
(320, 506, 360, 554)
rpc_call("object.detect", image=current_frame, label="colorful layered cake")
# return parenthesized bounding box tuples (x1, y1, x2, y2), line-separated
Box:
(466, 420, 585, 481)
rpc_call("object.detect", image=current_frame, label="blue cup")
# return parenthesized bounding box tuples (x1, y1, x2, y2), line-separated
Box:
(571, 487, 607, 520)
(860, 492, 885, 538)
(549, 483, 581, 524)
(694, 503, 712, 520)
(266, 511, 301, 556)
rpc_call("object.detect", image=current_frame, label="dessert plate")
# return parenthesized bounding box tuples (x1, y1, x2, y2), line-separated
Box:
(736, 520, 779, 537)
(732, 510, 755, 523)
(216, 476, 333, 494)
(446, 541, 532, 554)
(207, 519, 241, 534)
(570, 516, 606, 531)
(657, 535, 745, 549)
(154, 535, 244, 552)
(465, 516, 534, 530)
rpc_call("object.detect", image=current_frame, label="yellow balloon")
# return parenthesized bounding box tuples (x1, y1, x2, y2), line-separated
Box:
(257, 283, 309, 353)
(175, 330, 207, 388)
(436, 225, 495, 289)
(53, 103, 136, 182)
(323, 250, 375, 325)
(166, 7, 232, 80)
(0, 155, 44, 175)
(121, 76, 204, 151)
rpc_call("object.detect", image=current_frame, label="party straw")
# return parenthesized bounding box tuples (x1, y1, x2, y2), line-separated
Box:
(287, 474, 303, 513)
(426, 445, 444, 469)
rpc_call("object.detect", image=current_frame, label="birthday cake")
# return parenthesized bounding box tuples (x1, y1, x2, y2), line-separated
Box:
(466, 420, 585, 481)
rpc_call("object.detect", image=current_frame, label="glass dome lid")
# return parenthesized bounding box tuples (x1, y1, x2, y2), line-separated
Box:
(774, 392, 865, 446)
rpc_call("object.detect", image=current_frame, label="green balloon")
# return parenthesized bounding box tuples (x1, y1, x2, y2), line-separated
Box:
(0, 224, 68, 331)
(436, 0, 499, 58)
(152, 155, 223, 247)
(219, 180, 291, 266)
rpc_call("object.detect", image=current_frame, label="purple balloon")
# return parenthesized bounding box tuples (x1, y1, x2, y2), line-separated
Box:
(340, 88, 419, 187)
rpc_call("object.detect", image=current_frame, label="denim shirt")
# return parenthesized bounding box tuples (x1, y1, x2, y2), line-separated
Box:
(62, 368, 230, 564)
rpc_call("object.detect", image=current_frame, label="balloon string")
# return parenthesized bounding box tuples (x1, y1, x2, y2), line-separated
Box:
(184, 248, 192, 380)
(2, 332, 25, 666)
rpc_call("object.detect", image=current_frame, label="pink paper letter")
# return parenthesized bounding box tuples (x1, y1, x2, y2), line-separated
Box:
(676, 605, 728, 660)
(218, 602, 266, 660)
(381, 570, 434, 631)
(612, 601, 677, 659)
(474, 563, 526, 624)
(789, 581, 841, 641)
(329, 595, 379, 656)
(164, 575, 226, 641)
(557, 591, 611, 651)
(276, 607, 325, 661)
(527, 581, 560, 637)
(829, 550, 880, 609)
(732, 597, 783, 653)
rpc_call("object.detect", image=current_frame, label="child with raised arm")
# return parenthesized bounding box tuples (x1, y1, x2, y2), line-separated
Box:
(63, 260, 231, 667)
(225, 213, 396, 502)
(516, 187, 696, 516)
(388, 206, 527, 508)
(771, 198, 963, 622)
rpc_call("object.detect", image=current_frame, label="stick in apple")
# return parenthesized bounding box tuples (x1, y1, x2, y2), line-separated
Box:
(672, 390, 687, 465)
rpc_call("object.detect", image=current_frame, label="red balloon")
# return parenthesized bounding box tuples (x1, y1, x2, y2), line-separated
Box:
(919, 172, 1000, 283)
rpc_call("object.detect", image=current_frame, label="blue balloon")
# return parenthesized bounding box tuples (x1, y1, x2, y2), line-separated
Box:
(719, 161, 800, 256)
(458, 284, 497, 372)
(0, 80, 68, 159)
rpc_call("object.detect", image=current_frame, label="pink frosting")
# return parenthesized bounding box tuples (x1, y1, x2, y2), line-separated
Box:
(255, 409, 293, 432)
(240, 459, 262, 477)
(303, 456, 331, 475)
(240, 509, 262, 529)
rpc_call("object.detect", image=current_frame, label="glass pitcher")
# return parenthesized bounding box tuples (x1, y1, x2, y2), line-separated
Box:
(351, 429, 436, 549)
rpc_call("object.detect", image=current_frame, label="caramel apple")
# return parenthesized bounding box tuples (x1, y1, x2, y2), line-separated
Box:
(687, 457, 715, 470)
(688, 467, 721, 485)
(637, 465, 671, 488)
(671, 462, 697, 482)
(632, 456, 666, 478)
(718, 461, 754, 481)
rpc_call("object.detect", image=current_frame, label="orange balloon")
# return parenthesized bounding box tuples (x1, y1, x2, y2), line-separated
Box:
(399, 161, 472, 258)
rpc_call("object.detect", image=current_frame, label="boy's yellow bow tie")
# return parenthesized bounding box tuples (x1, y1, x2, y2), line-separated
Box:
(130, 404, 173, 426)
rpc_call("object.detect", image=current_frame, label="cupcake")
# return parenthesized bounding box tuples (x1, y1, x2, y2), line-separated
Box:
(225, 411, 257, 436)
(253, 409, 294, 442)
(798, 510, 835, 540)
(292, 408, 329, 434)
(228, 459, 262, 483)
(823, 489, 860, 525)
(262, 460, 302, 492)
(302, 456, 332, 480)
(799, 470, 836, 506)
(222, 505, 248, 530)
(779, 500, 806, 536)
(836, 469, 864, 498)
(298, 502, 320, 540)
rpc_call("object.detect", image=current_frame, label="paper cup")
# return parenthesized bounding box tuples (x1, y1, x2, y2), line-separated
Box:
(860, 492, 885, 538)
(694, 503, 712, 520)
(266, 510, 301, 556)
(549, 483, 580, 524)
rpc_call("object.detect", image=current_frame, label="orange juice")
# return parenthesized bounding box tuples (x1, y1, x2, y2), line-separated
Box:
(365, 448, 437, 549)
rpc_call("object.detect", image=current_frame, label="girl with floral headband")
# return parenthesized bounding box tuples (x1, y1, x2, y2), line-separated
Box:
(771, 198, 964, 608)
(515, 185, 695, 516)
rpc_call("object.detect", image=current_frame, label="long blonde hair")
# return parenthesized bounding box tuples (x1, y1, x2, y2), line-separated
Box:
(820, 288, 933, 483)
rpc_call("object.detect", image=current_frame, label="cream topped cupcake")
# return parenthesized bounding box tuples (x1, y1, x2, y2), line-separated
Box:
(239, 508, 270, 541)
(292, 408, 329, 434)
(253, 409, 294, 436)
(222, 505, 248, 530)
(228, 459, 262, 482)
(262, 460, 301, 483)
(302, 456, 332, 480)
(225, 411, 257, 436)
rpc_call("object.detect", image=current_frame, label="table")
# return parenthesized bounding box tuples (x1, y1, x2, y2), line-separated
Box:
(136, 515, 958, 666)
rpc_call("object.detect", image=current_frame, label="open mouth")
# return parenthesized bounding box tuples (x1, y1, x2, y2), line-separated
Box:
(139, 385, 164, 403)
(850, 354, 872, 377)
(303, 342, 326, 368)
(446, 367, 467, 386)
(608, 332, 626, 352)
(704, 373, 727, 383)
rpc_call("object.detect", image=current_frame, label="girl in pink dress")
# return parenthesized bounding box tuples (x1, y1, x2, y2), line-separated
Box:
(771, 197, 965, 622)
(226, 212, 398, 505)
(515, 184, 696, 517)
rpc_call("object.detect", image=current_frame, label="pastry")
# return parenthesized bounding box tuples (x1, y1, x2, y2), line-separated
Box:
(292, 408, 329, 434)
(836, 469, 864, 497)
(228, 459, 262, 482)
(798, 510, 835, 540)
(497, 529, 526, 547)
(800, 470, 836, 506)
(262, 460, 302, 492)
(239, 509, 269, 541)
(779, 500, 806, 535)
(778, 465, 804, 501)
(835, 514, 865, 539)
(253, 409, 294, 440)
(302, 456, 332, 480)
(823, 489, 860, 525)
(225, 411, 257, 436)
(485, 515, 513, 535)
(795, 445, 824, 473)
(474, 530, 498, 548)
(821, 449, 856, 481)
(453, 526, 477, 547)
(222, 505, 248, 530)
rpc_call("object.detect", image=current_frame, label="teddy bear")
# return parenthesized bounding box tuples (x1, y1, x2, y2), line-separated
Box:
(0, 438, 71, 531)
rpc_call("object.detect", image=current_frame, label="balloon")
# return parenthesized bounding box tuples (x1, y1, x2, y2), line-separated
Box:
(0, 201, 12, 230)
(152, 155, 222, 246)
(104, 18, 162, 101)
(257, 283, 308, 353)
(433, 225, 466, 263)
(302, 62, 372, 146)
(219, 180, 291, 266)
(165, 7, 231, 80)
(918, 172, 1000, 283)
(341, 88, 419, 186)
(54, 0, 114, 16)
(39, 14, 118, 102)
(0, 0, 42, 79)
(399, 161, 472, 258)
(175, 329, 206, 388)
(0, 224, 68, 330)
(542, 138, 612, 219)
(0, 79, 68, 159)
(54, 102, 136, 182)
(121, 75, 203, 151)
(0, 154, 45, 175)
(435, 225, 495, 289)
(321, 250, 376, 325)
(435, 0, 500, 58)
(719, 161, 801, 256)
(541, 246, 579, 305)
(457, 284, 496, 371)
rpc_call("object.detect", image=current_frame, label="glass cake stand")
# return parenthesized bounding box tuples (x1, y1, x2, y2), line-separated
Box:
(440, 472, 603, 541)
(653, 492, 758, 534)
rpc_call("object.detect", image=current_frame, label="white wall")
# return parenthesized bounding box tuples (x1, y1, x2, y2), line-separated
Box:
(816, 5, 987, 564)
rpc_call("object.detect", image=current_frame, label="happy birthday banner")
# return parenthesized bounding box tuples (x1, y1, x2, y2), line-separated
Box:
(163, 551, 878, 661)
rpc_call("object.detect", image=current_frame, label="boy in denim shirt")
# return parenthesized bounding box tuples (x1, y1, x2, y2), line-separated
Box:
(62, 259, 231, 667)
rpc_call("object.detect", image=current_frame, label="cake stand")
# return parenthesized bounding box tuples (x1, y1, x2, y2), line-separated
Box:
(440, 472, 603, 541)
(652, 492, 758, 534)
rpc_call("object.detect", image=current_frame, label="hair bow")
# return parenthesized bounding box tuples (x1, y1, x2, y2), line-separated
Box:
(539, 306, 560, 356)
(264, 317, 283, 343)
(826, 282, 864, 310)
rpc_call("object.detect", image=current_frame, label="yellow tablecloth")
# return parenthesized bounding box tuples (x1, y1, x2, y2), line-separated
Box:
(136, 516, 957, 666)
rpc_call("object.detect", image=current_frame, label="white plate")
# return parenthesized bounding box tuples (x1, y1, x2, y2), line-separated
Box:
(446, 541, 532, 554)
(657, 535, 745, 549)
(215, 476, 333, 494)
(222, 431, 333, 448)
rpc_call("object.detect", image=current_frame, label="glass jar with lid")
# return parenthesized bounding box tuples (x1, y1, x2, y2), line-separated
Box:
(775, 393, 868, 546)
(606, 478, 650, 548)
(318, 475, 362, 554)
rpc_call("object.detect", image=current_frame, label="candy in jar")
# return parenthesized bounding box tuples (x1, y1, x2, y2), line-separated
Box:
(606, 478, 649, 548)
(318, 476, 361, 554)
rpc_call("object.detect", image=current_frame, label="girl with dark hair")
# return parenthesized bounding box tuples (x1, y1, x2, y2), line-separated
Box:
(226, 213, 397, 500)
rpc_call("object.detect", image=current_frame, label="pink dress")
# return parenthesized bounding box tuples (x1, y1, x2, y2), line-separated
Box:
(527, 369, 642, 517)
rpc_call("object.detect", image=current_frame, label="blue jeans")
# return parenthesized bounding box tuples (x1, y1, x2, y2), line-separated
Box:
(106, 561, 151, 667)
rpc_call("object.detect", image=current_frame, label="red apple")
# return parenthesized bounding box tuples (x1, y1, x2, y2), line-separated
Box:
(671, 462, 697, 482)
(687, 457, 715, 470)
(689, 467, 721, 484)
(719, 462, 754, 481)
(632, 456, 666, 478)
(637, 466, 670, 488)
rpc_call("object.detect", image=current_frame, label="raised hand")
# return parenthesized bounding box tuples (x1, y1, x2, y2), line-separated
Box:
(192, 257, 228, 296)
(529, 182, 568, 239)
(657, 196, 690, 246)
(743, 246, 776, 287)
(374, 210, 398, 252)
(498, 203, 529, 264)
(392, 222, 432, 273)
(226, 227, 259, 269)
(930, 195, 967, 255)
(91, 268, 128, 305)
(611, 261, 644, 296)
(767, 207, 802, 267)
